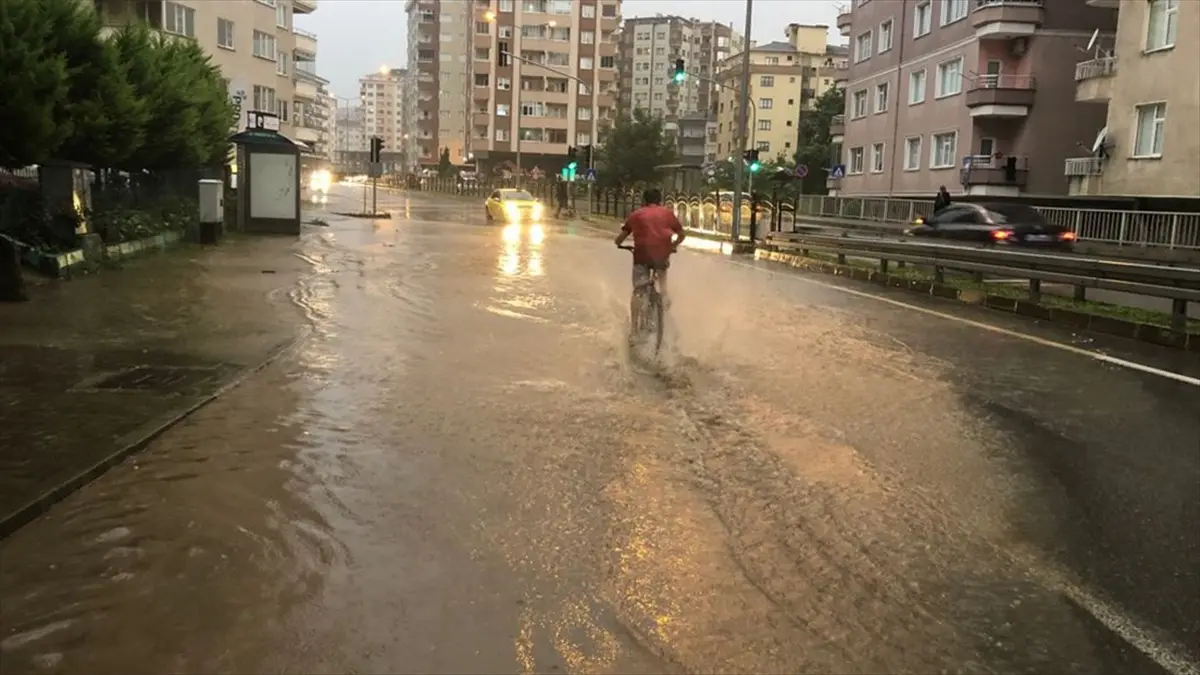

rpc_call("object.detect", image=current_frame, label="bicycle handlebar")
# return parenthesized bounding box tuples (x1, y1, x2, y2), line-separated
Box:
(617, 245, 635, 251)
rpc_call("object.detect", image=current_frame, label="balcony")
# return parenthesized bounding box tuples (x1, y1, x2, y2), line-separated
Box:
(294, 77, 318, 100)
(965, 74, 1035, 117)
(836, 5, 852, 37)
(1064, 156, 1103, 177)
(830, 114, 845, 140)
(293, 0, 316, 13)
(1085, 0, 1118, 6)
(962, 155, 1028, 194)
(972, 0, 1044, 39)
(1074, 56, 1115, 103)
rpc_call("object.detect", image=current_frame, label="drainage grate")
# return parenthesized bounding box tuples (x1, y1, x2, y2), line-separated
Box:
(83, 365, 227, 393)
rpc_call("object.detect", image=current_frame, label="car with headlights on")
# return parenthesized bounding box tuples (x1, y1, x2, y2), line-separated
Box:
(907, 203, 1077, 250)
(485, 189, 544, 223)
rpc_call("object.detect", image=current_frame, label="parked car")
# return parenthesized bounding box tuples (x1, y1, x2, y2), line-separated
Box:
(484, 189, 543, 223)
(907, 203, 1077, 250)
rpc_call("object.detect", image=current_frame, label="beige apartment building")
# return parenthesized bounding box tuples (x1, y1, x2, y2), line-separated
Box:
(833, 0, 1115, 198)
(714, 24, 840, 163)
(93, 0, 325, 155)
(404, 0, 472, 169)
(1067, 0, 1200, 199)
(465, 0, 621, 175)
(359, 68, 409, 171)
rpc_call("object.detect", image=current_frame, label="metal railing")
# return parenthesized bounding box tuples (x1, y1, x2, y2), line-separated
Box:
(970, 73, 1036, 90)
(1064, 157, 1103, 177)
(763, 232, 1199, 331)
(787, 195, 1200, 251)
(975, 0, 1044, 7)
(1075, 56, 1116, 81)
(292, 27, 318, 40)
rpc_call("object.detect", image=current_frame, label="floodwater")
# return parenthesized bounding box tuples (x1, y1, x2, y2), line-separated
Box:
(1, 186, 1197, 675)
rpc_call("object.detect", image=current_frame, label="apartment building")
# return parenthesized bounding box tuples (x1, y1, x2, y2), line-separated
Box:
(404, 0, 472, 169)
(94, 0, 319, 146)
(616, 16, 744, 121)
(1067, 0, 1199, 199)
(834, 0, 1115, 198)
(334, 104, 367, 173)
(359, 68, 409, 171)
(714, 24, 839, 163)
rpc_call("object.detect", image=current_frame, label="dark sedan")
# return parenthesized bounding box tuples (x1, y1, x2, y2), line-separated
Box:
(906, 203, 1077, 250)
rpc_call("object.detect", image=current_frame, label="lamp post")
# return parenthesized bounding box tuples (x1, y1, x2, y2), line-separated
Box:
(730, 0, 754, 242)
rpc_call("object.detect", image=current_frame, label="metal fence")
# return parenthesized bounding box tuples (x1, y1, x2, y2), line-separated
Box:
(792, 195, 1200, 251)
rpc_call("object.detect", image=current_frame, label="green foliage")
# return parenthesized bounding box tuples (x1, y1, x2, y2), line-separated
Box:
(794, 87, 845, 194)
(438, 148, 452, 176)
(0, 0, 234, 170)
(596, 109, 677, 189)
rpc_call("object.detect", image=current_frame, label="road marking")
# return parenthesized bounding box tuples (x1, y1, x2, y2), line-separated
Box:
(723, 257, 1200, 387)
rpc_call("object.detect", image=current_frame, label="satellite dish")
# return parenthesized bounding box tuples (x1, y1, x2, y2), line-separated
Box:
(1091, 126, 1108, 154)
(1086, 28, 1099, 53)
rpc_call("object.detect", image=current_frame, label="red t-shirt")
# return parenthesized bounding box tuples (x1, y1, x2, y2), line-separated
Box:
(622, 205, 683, 265)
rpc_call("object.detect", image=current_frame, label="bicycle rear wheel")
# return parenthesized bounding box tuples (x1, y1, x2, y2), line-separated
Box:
(646, 290, 664, 353)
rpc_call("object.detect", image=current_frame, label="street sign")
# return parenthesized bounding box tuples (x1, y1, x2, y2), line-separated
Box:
(585, 167, 597, 181)
(795, 164, 809, 179)
(829, 164, 846, 179)
(367, 162, 383, 178)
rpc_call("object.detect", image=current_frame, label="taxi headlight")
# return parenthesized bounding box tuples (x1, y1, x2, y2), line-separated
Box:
(505, 203, 519, 220)
(532, 202, 543, 219)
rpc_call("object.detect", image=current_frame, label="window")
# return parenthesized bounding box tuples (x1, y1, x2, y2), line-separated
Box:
(580, 56, 594, 69)
(276, 3, 289, 28)
(849, 147, 865, 174)
(276, 98, 289, 122)
(908, 69, 926, 104)
(252, 85, 275, 112)
(758, 119, 772, 131)
(978, 137, 995, 158)
(602, 3, 616, 17)
(475, 47, 490, 60)
(164, 1, 195, 37)
(871, 143, 885, 173)
(756, 141, 771, 153)
(581, 30, 594, 44)
(855, 31, 873, 62)
(758, 75, 776, 88)
(759, 98, 773, 109)
(475, 21, 491, 34)
(497, 103, 510, 116)
(935, 58, 963, 97)
(875, 82, 889, 113)
(276, 52, 288, 75)
(576, 132, 592, 145)
(904, 136, 921, 170)
(1133, 103, 1166, 157)
(878, 19, 893, 52)
(931, 131, 957, 168)
(497, 77, 511, 90)
(498, 26, 513, 38)
(600, 55, 615, 68)
(1146, 0, 1178, 51)
(496, 128, 510, 141)
(474, 73, 489, 86)
(217, 18, 235, 49)
(940, 0, 968, 25)
(252, 31, 276, 60)
(577, 106, 592, 120)
(913, 2, 932, 37)
(581, 4, 595, 18)
(851, 89, 868, 118)
(498, 0, 514, 10)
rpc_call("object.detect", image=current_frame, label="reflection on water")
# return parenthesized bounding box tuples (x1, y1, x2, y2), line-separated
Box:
(496, 224, 545, 279)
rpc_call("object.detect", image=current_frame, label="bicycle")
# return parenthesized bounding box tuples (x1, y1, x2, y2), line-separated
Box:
(618, 245, 665, 354)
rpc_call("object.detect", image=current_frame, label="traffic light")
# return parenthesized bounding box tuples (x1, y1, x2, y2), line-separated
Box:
(672, 59, 686, 83)
(743, 149, 761, 173)
(369, 136, 385, 163)
(581, 144, 593, 168)
(566, 145, 578, 171)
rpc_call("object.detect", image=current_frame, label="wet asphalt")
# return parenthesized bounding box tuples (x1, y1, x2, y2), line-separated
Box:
(1, 185, 1198, 674)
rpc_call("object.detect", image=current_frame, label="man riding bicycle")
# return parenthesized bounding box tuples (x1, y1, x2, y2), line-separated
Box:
(614, 188, 686, 329)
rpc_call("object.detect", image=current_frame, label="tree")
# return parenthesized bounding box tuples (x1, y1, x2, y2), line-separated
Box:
(596, 108, 676, 189)
(793, 87, 845, 194)
(0, 0, 73, 167)
(438, 147, 452, 176)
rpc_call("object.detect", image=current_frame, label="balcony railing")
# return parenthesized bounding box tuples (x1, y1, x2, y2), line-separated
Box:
(974, 0, 1043, 7)
(830, 114, 845, 135)
(1064, 157, 1103, 177)
(1075, 56, 1116, 81)
(966, 74, 1036, 111)
(293, 27, 318, 40)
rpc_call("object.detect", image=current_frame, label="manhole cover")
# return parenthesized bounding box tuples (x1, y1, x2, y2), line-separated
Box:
(82, 365, 227, 393)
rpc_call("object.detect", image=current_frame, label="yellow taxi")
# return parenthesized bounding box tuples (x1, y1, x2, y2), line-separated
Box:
(485, 189, 544, 223)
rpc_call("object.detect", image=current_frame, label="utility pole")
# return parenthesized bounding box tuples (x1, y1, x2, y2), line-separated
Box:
(730, 0, 754, 243)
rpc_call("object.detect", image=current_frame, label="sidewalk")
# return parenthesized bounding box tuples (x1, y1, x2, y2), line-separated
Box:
(0, 232, 313, 537)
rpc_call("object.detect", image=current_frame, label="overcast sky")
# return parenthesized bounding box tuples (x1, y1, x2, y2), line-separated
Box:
(296, 0, 845, 100)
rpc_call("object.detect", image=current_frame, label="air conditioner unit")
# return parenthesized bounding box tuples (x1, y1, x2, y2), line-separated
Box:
(1010, 37, 1028, 56)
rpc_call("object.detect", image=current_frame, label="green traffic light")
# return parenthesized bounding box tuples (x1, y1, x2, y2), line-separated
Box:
(568, 161, 578, 170)
(749, 162, 761, 173)
(673, 73, 685, 83)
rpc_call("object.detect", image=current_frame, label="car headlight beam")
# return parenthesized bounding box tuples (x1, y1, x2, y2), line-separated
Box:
(505, 203, 519, 220)
(532, 202, 543, 220)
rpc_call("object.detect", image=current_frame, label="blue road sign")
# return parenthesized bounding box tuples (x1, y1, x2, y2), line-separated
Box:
(829, 164, 846, 179)
(795, 164, 809, 179)
(585, 167, 597, 181)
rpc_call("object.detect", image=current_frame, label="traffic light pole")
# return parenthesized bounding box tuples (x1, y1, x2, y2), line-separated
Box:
(731, 0, 755, 243)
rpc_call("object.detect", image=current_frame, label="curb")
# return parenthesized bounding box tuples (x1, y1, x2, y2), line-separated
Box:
(756, 249, 1199, 352)
(0, 328, 311, 541)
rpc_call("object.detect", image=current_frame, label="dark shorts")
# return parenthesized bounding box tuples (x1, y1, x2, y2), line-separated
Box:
(632, 259, 669, 288)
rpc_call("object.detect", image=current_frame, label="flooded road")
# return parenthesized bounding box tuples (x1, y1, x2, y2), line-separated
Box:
(2, 186, 1198, 674)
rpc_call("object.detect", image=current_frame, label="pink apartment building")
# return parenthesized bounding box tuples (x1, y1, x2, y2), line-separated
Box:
(830, 0, 1116, 198)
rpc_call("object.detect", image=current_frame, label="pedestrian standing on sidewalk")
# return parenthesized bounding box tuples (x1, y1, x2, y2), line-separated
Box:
(555, 176, 569, 218)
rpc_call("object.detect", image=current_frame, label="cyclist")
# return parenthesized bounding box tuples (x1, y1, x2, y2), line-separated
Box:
(614, 188, 686, 328)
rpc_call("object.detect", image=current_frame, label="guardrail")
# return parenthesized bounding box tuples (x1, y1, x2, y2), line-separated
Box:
(764, 232, 1200, 331)
(789, 195, 1200, 252)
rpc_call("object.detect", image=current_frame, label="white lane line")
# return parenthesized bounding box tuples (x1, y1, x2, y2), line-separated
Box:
(725, 257, 1200, 387)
